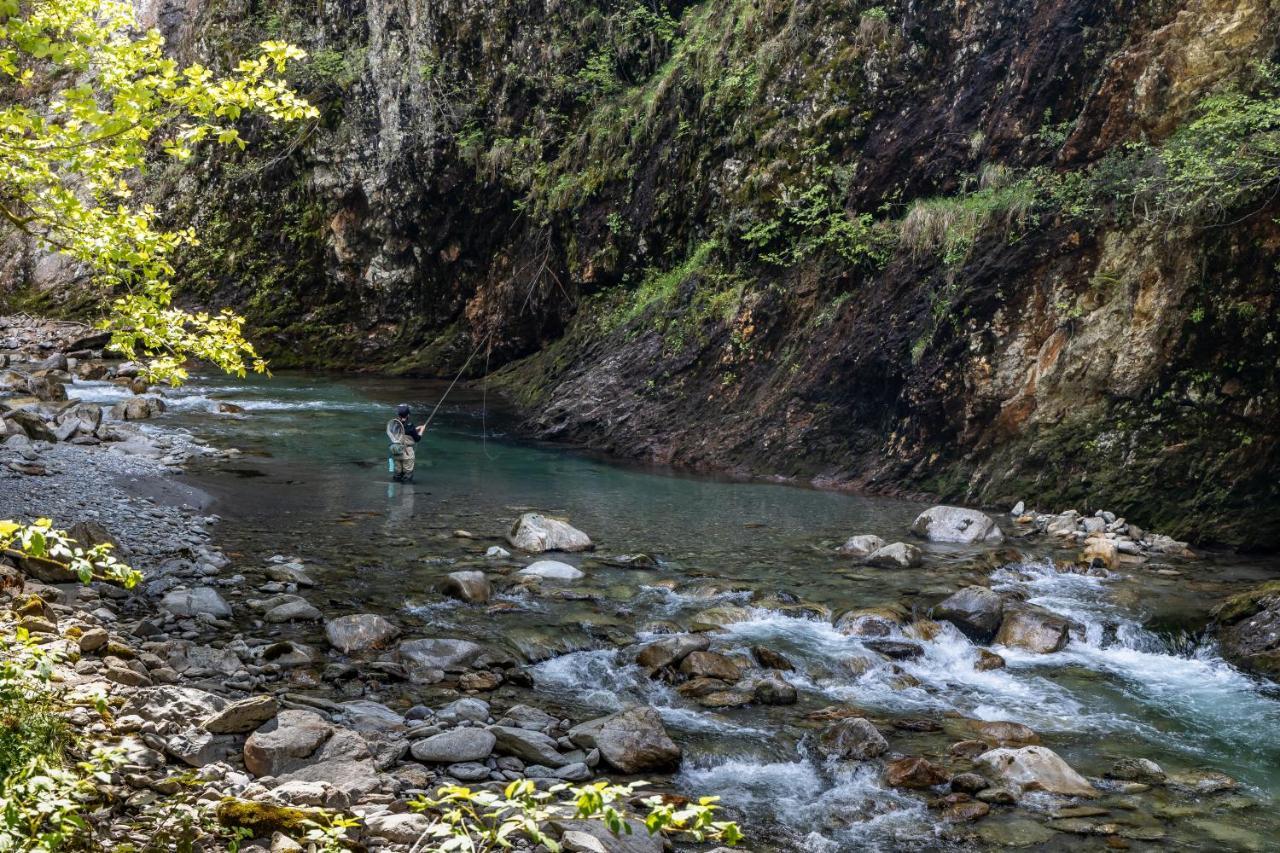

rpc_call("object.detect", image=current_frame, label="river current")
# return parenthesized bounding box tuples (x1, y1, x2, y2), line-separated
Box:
(71, 373, 1280, 851)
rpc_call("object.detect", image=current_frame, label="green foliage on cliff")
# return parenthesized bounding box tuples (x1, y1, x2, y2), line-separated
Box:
(0, 0, 316, 383)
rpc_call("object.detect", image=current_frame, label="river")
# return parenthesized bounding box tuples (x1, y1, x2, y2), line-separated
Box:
(71, 372, 1280, 851)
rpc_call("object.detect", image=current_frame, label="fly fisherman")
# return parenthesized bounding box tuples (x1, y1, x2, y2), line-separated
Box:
(389, 403, 425, 482)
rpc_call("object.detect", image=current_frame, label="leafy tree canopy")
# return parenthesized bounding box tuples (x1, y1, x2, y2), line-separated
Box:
(0, 0, 317, 383)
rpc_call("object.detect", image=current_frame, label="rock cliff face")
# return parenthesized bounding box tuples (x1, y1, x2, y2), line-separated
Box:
(13, 0, 1280, 545)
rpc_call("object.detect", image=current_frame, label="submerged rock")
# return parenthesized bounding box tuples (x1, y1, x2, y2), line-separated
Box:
(837, 534, 886, 557)
(884, 756, 948, 789)
(865, 542, 923, 569)
(814, 717, 888, 760)
(911, 506, 1004, 544)
(1107, 756, 1166, 785)
(634, 634, 709, 670)
(835, 606, 905, 638)
(752, 673, 798, 705)
(933, 586, 1005, 643)
(517, 560, 584, 581)
(507, 512, 593, 553)
(995, 606, 1071, 654)
(975, 746, 1098, 798)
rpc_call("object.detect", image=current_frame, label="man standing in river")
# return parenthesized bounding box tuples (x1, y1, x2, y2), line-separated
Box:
(390, 403, 425, 482)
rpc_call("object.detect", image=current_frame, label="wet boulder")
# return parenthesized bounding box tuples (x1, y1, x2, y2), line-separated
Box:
(835, 606, 905, 638)
(507, 513, 593, 553)
(111, 395, 162, 421)
(752, 673, 798, 705)
(814, 717, 888, 760)
(974, 649, 1006, 671)
(439, 570, 491, 603)
(885, 756, 949, 789)
(678, 650, 743, 681)
(568, 707, 681, 773)
(863, 639, 924, 660)
(1212, 580, 1280, 680)
(994, 606, 1071, 654)
(954, 719, 1039, 746)
(1107, 757, 1166, 785)
(1081, 537, 1119, 571)
(933, 586, 1005, 643)
(865, 542, 923, 569)
(751, 645, 794, 670)
(397, 638, 487, 683)
(634, 634, 710, 670)
(976, 746, 1098, 798)
(837, 534, 885, 558)
(911, 506, 1005, 544)
(688, 604, 754, 631)
(324, 613, 400, 654)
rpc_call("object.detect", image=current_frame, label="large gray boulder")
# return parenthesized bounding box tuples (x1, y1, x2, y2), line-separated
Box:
(976, 746, 1098, 798)
(325, 613, 400, 654)
(814, 717, 888, 760)
(243, 710, 333, 777)
(203, 695, 279, 734)
(489, 725, 569, 767)
(911, 506, 1005, 544)
(568, 707, 681, 773)
(409, 728, 496, 764)
(507, 513, 593, 553)
(933, 586, 1006, 643)
(995, 606, 1071, 654)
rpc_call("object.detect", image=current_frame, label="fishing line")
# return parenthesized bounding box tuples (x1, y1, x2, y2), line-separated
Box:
(417, 250, 552, 440)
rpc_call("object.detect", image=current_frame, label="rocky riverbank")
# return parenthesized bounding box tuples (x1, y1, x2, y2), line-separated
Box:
(0, 319, 715, 852)
(4, 315, 1278, 852)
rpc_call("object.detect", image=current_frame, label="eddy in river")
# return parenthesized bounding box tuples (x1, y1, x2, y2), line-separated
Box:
(387, 403, 425, 482)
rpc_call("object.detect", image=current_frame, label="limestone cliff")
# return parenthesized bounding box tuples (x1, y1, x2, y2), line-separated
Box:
(12, 0, 1280, 545)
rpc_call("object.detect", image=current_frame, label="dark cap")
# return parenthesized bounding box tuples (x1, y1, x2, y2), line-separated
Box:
(396, 404, 410, 417)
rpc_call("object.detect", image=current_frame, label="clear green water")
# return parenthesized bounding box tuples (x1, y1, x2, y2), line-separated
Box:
(73, 373, 1280, 852)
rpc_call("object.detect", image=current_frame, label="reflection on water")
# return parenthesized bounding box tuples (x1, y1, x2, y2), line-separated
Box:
(70, 372, 1280, 852)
